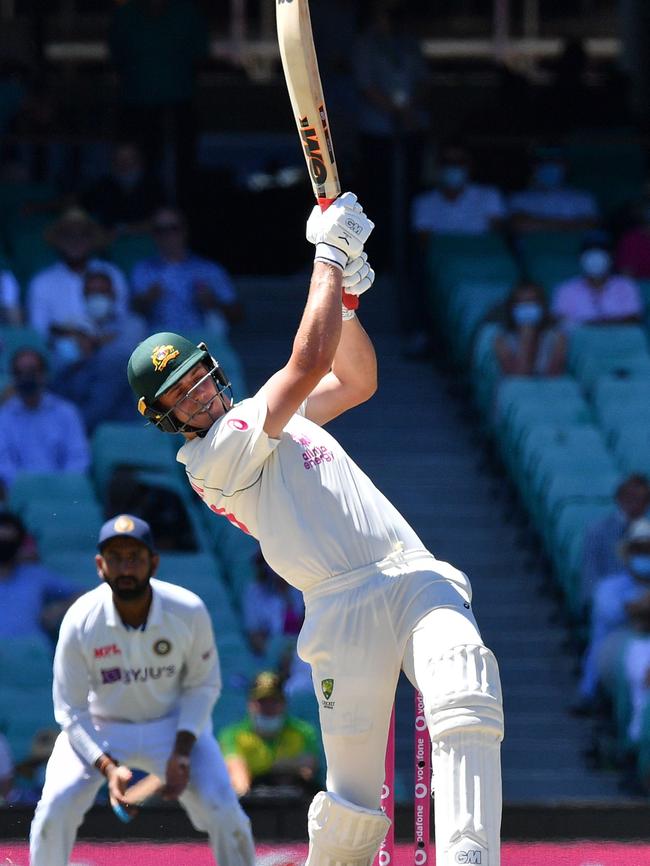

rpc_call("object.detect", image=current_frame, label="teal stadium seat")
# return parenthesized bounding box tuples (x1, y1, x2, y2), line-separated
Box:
(0, 325, 48, 374)
(10, 226, 58, 292)
(0, 685, 55, 760)
(20, 500, 103, 553)
(108, 233, 157, 280)
(42, 551, 98, 589)
(565, 135, 646, 215)
(0, 635, 53, 689)
(91, 422, 180, 492)
(446, 280, 510, 366)
(9, 472, 96, 512)
(526, 252, 581, 295)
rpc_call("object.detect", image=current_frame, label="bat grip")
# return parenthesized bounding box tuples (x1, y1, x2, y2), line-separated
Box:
(317, 196, 359, 311)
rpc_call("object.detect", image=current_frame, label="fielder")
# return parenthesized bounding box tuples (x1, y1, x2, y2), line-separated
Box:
(127, 193, 504, 866)
(29, 514, 255, 866)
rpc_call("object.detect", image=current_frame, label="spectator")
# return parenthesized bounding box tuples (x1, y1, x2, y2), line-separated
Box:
(27, 208, 129, 351)
(617, 199, 650, 280)
(411, 145, 506, 237)
(0, 265, 22, 325)
(622, 596, 650, 747)
(243, 553, 304, 658)
(0, 511, 77, 642)
(581, 475, 650, 607)
(0, 731, 13, 803)
(109, 0, 209, 204)
(82, 141, 165, 235)
(132, 206, 243, 335)
(574, 518, 650, 715)
(12, 728, 58, 805)
(509, 146, 599, 233)
(0, 348, 90, 494)
(551, 235, 643, 328)
(218, 672, 319, 798)
(493, 281, 567, 377)
(50, 270, 146, 431)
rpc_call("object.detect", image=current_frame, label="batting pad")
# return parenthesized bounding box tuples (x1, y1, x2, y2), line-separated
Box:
(426, 644, 504, 866)
(305, 791, 391, 866)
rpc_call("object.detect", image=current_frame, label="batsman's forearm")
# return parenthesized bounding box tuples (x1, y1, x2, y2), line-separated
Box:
(331, 316, 377, 397)
(292, 262, 343, 374)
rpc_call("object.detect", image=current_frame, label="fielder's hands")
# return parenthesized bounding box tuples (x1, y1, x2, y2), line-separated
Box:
(106, 763, 133, 812)
(162, 752, 191, 800)
(307, 192, 374, 270)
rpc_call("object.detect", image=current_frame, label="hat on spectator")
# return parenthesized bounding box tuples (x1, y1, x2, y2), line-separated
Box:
(45, 207, 108, 251)
(249, 671, 284, 701)
(98, 514, 155, 553)
(620, 518, 650, 556)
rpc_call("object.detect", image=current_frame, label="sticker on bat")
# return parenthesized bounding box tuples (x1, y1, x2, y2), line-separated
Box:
(300, 117, 328, 187)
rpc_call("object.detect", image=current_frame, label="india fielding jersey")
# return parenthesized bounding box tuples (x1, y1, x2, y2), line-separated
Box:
(177, 393, 426, 591)
(54, 578, 220, 766)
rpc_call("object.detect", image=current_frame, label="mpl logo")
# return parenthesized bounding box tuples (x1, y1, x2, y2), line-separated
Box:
(455, 851, 482, 864)
(94, 643, 121, 658)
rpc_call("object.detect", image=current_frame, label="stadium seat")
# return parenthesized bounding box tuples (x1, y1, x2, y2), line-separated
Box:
(107, 233, 157, 279)
(525, 252, 580, 295)
(0, 685, 55, 761)
(0, 635, 53, 689)
(10, 226, 57, 292)
(8, 471, 96, 512)
(569, 325, 648, 369)
(0, 325, 48, 374)
(446, 279, 510, 365)
(610, 426, 650, 476)
(42, 551, 98, 589)
(517, 231, 585, 263)
(91, 422, 180, 492)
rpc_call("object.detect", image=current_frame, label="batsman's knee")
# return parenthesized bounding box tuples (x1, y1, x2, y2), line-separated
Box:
(305, 791, 390, 866)
(425, 644, 504, 741)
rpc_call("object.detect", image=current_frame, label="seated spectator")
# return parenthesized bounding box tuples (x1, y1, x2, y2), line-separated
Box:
(0, 348, 90, 495)
(622, 595, 650, 747)
(243, 552, 304, 658)
(82, 141, 165, 236)
(581, 474, 650, 607)
(574, 518, 650, 715)
(493, 281, 566, 377)
(551, 234, 643, 328)
(0, 266, 22, 325)
(616, 199, 650, 279)
(218, 672, 319, 798)
(411, 145, 506, 237)
(49, 270, 146, 430)
(0, 731, 13, 804)
(132, 206, 243, 335)
(0, 512, 77, 642)
(509, 146, 599, 233)
(27, 208, 129, 348)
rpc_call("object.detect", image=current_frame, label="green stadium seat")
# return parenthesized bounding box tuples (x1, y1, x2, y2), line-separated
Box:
(91, 422, 180, 492)
(0, 325, 48, 373)
(107, 233, 157, 279)
(9, 472, 96, 512)
(212, 691, 248, 732)
(42, 551, 98, 589)
(0, 685, 55, 761)
(470, 323, 501, 420)
(569, 325, 648, 368)
(446, 280, 510, 365)
(10, 226, 58, 292)
(0, 636, 53, 689)
(526, 253, 580, 295)
(610, 426, 650, 475)
(287, 689, 320, 729)
(517, 231, 585, 263)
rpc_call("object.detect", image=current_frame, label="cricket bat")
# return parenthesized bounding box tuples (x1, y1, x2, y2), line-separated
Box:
(111, 773, 163, 823)
(276, 0, 359, 309)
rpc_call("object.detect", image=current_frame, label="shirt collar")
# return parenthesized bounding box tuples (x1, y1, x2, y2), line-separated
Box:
(102, 580, 162, 630)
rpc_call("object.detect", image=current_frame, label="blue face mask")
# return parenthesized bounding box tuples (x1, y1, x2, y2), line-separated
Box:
(440, 165, 468, 191)
(533, 162, 565, 189)
(251, 712, 285, 737)
(580, 249, 612, 280)
(513, 302, 543, 326)
(55, 336, 83, 367)
(630, 555, 650, 577)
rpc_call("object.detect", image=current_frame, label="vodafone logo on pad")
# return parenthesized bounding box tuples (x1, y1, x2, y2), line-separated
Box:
(227, 418, 249, 431)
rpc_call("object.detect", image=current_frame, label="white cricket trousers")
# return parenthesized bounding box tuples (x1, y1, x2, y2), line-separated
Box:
(29, 715, 250, 866)
(297, 550, 503, 807)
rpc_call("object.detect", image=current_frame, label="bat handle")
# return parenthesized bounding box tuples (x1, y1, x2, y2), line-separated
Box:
(317, 196, 359, 311)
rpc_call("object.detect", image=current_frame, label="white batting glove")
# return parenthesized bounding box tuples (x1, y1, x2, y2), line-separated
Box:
(341, 253, 375, 320)
(307, 192, 375, 270)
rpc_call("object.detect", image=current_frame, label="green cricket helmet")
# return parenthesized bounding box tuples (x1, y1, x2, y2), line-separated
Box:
(127, 331, 231, 433)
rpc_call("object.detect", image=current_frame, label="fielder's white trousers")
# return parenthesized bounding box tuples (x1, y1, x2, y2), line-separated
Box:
(297, 551, 498, 809)
(29, 715, 248, 866)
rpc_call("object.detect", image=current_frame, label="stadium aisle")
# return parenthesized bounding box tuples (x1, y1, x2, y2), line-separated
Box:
(230, 272, 623, 803)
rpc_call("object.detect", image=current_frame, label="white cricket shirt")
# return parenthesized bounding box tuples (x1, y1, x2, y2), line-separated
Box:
(54, 578, 221, 766)
(178, 393, 425, 591)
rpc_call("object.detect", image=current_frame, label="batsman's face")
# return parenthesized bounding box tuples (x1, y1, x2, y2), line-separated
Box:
(97, 538, 159, 601)
(158, 364, 227, 431)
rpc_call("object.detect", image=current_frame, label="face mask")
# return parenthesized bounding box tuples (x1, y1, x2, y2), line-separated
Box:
(55, 336, 82, 367)
(630, 555, 650, 577)
(580, 249, 612, 280)
(251, 713, 284, 737)
(14, 375, 43, 399)
(440, 165, 468, 191)
(86, 294, 113, 322)
(533, 162, 565, 189)
(513, 302, 543, 326)
(0, 538, 21, 563)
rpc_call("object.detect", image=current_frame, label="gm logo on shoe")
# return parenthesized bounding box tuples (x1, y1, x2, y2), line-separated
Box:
(455, 852, 482, 864)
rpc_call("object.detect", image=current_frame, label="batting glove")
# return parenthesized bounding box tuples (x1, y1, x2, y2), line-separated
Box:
(307, 192, 375, 270)
(341, 253, 375, 318)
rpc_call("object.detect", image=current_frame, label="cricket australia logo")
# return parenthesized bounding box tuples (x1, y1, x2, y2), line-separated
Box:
(321, 678, 335, 709)
(151, 345, 179, 372)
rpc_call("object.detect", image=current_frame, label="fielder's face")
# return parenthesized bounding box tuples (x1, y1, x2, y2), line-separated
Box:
(158, 363, 228, 431)
(96, 537, 159, 601)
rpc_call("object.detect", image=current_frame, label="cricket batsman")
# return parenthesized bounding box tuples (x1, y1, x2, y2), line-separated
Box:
(127, 193, 504, 866)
